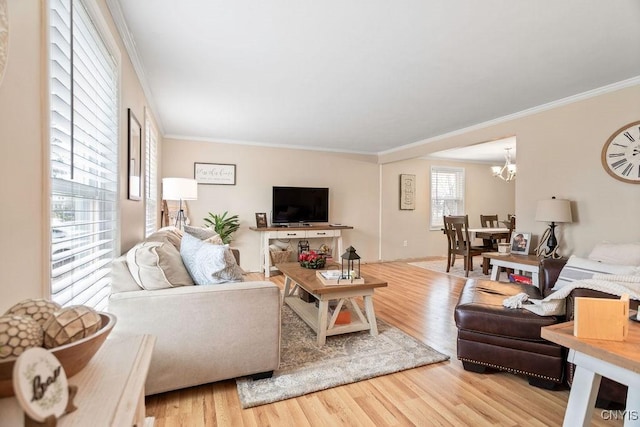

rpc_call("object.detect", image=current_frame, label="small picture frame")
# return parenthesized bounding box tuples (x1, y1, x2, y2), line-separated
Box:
(510, 231, 532, 255)
(255, 212, 268, 228)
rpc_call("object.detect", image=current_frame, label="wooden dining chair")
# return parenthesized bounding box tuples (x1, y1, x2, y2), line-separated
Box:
(443, 215, 486, 277)
(479, 214, 499, 248)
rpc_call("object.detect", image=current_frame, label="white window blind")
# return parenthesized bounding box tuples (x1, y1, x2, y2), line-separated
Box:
(49, 0, 118, 310)
(430, 166, 465, 229)
(145, 111, 158, 237)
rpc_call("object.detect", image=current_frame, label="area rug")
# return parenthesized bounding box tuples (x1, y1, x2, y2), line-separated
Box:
(408, 256, 490, 279)
(235, 304, 449, 408)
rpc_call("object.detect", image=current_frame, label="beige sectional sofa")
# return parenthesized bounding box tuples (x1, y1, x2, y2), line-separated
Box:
(107, 227, 281, 395)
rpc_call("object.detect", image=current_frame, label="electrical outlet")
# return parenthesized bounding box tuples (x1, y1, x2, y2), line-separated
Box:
(403, 240, 408, 247)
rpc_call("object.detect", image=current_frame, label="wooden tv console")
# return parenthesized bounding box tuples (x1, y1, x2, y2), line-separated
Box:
(250, 225, 353, 277)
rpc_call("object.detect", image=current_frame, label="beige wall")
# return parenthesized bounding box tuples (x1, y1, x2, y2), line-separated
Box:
(380, 158, 515, 260)
(0, 0, 157, 312)
(162, 138, 380, 271)
(380, 84, 640, 257)
(0, 0, 44, 312)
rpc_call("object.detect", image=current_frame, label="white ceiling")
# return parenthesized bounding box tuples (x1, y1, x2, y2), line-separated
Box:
(110, 0, 640, 155)
(428, 136, 516, 163)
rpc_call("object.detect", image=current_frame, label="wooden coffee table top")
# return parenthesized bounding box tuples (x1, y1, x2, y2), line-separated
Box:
(275, 262, 387, 295)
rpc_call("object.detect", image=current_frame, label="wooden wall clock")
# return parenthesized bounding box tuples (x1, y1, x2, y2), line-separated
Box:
(601, 120, 640, 184)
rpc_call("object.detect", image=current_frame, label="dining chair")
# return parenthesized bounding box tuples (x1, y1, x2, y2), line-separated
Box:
(443, 215, 486, 277)
(500, 216, 516, 241)
(479, 214, 499, 248)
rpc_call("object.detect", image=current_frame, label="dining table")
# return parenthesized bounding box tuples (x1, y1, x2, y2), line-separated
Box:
(467, 227, 511, 242)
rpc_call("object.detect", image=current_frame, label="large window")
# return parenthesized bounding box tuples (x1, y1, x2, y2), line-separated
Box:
(49, 0, 119, 310)
(145, 111, 158, 237)
(430, 166, 465, 229)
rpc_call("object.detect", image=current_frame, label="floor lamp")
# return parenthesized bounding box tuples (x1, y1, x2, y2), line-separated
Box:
(534, 196, 573, 259)
(162, 178, 198, 230)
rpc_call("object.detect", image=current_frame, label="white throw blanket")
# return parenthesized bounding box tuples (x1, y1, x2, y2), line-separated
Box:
(502, 274, 640, 316)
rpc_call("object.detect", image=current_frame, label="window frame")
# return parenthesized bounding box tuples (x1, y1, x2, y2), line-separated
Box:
(429, 166, 465, 230)
(46, 0, 121, 309)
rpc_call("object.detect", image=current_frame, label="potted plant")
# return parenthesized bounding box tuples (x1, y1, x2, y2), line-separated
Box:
(204, 211, 240, 244)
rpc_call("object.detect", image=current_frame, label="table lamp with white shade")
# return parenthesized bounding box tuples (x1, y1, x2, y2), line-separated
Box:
(162, 178, 198, 230)
(534, 196, 573, 259)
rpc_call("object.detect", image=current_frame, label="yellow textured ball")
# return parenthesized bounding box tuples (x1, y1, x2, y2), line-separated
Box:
(0, 315, 43, 359)
(4, 298, 62, 327)
(42, 306, 102, 349)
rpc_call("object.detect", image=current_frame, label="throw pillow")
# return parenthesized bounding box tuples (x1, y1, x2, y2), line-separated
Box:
(126, 241, 195, 290)
(184, 225, 224, 245)
(552, 255, 639, 291)
(145, 226, 184, 250)
(588, 242, 640, 266)
(180, 233, 244, 285)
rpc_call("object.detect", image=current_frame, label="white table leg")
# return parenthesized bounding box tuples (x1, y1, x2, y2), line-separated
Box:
(563, 363, 601, 427)
(262, 232, 271, 277)
(363, 295, 379, 336)
(317, 299, 329, 346)
(283, 276, 292, 302)
(490, 263, 500, 281)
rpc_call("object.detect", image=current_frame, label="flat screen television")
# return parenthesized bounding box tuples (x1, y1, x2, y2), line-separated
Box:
(272, 186, 329, 224)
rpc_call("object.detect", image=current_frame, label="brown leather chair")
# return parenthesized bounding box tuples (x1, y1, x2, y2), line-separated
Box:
(454, 275, 565, 389)
(455, 258, 636, 406)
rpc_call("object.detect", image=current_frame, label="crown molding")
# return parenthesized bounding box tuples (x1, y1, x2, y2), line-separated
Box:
(106, 0, 164, 135)
(379, 76, 640, 157)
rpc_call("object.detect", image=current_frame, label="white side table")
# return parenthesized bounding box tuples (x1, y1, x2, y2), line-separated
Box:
(0, 334, 155, 427)
(482, 252, 541, 286)
(542, 321, 640, 427)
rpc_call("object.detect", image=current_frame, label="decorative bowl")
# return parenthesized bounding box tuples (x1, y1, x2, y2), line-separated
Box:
(0, 312, 116, 397)
(300, 258, 326, 269)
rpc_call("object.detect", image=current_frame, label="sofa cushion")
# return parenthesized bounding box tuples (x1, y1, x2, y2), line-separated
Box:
(184, 225, 224, 244)
(588, 242, 640, 266)
(126, 241, 194, 290)
(552, 255, 639, 291)
(145, 226, 184, 250)
(180, 232, 244, 285)
(111, 256, 144, 293)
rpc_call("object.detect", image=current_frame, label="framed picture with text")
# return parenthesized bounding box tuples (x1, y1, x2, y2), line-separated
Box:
(194, 163, 236, 185)
(399, 174, 416, 210)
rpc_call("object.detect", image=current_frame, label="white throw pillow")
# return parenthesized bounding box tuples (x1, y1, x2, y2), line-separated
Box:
(588, 242, 640, 266)
(180, 233, 244, 285)
(552, 255, 639, 291)
(126, 241, 194, 290)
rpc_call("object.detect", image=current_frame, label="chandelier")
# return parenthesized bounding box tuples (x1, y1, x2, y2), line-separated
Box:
(491, 147, 516, 182)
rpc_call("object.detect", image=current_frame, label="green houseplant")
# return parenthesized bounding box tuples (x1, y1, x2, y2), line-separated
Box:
(204, 211, 240, 244)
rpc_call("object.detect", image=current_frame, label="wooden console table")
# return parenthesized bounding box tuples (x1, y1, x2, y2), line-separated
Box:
(250, 225, 353, 277)
(0, 335, 155, 426)
(542, 321, 640, 427)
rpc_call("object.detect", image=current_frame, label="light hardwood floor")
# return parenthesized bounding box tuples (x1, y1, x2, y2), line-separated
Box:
(145, 261, 622, 426)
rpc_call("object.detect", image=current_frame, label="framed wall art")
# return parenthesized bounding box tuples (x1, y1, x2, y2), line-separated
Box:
(194, 163, 236, 185)
(128, 109, 142, 200)
(399, 174, 416, 210)
(510, 231, 532, 255)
